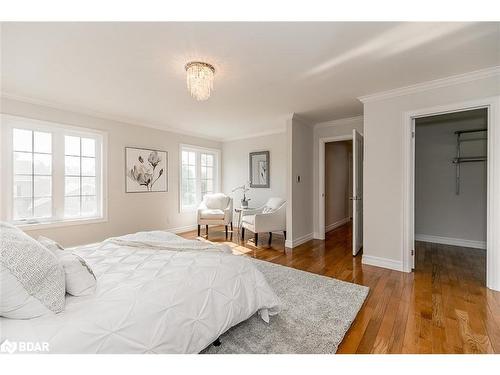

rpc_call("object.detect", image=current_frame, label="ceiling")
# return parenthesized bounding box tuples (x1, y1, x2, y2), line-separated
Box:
(1, 22, 499, 141)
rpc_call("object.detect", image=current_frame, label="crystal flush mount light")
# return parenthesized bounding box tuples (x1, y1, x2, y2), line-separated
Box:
(185, 61, 216, 101)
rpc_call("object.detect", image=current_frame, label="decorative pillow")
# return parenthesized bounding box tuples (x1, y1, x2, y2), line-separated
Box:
(204, 193, 229, 210)
(0, 222, 65, 319)
(38, 236, 97, 297)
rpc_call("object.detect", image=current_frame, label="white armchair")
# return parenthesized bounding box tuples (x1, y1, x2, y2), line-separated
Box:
(241, 197, 286, 246)
(197, 193, 233, 239)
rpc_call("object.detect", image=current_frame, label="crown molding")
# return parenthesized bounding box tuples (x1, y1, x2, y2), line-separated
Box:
(358, 66, 500, 104)
(314, 115, 363, 129)
(222, 127, 286, 142)
(0, 92, 224, 142)
(291, 112, 312, 126)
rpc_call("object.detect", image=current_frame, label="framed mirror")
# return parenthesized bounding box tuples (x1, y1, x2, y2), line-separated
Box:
(249, 151, 270, 188)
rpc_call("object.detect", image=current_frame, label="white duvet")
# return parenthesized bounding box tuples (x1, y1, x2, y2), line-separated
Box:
(0, 231, 281, 353)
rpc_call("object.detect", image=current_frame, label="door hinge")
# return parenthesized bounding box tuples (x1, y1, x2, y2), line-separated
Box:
(411, 131, 415, 138)
(411, 249, 414, 256)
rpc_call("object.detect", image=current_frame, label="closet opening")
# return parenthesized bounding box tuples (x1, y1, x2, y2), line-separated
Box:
(414, 108, 488, 285)
(324, 139, 353, 246)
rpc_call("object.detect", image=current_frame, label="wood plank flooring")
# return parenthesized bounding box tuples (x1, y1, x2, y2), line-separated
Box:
(180, 223, 500, 353)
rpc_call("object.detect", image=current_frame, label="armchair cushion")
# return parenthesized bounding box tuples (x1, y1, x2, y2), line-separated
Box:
(199, 208, 225, 220)
(241, 215, 255, 225)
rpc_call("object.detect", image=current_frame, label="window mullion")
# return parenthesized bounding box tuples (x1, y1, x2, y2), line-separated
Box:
(196, 151, 202, 203)
(31, 131, 35, 218)
(95, 135, 102, 217)
(53, 131, 65, 221)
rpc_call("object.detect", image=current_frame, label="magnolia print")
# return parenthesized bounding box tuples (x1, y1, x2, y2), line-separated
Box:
(125, 147, 168, 192)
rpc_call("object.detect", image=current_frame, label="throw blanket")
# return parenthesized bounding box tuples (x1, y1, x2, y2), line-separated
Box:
(100, 230, 232, 254)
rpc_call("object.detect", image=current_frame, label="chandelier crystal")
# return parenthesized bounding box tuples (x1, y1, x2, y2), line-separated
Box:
(185, 61, 216, 101)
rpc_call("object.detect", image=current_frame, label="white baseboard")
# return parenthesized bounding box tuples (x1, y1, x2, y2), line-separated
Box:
(285, 232, 313, 249)
(415, 234, 486, 250)
(313, 232, 324, 240)
(362, 255, 404, 272)
(167, 224, 198, 234)
(325, 217, 351, 233)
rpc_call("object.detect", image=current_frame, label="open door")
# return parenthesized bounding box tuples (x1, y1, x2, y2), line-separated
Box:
(352, 129, 363, 256)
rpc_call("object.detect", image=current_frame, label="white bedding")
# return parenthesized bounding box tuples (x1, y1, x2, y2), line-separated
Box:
(0, 231, 281, 353)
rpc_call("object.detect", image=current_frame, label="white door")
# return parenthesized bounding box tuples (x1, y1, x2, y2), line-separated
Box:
(352, 129, 363, 256)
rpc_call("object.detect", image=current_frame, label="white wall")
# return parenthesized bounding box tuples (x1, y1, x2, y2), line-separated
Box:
(325, 140, 352, 230)
(313, 116, 363, 237)
(362, 73, 500, 270)
(286, 114, 314, 246)
(222, 132, 287, 208)
(415, 114, 487, 246)
(0, 97, 222, 247)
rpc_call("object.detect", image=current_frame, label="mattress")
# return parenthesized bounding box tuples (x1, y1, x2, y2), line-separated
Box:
(0, 231, 281, 353)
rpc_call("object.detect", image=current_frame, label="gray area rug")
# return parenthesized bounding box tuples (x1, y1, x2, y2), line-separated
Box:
(203, 258, 369, 354)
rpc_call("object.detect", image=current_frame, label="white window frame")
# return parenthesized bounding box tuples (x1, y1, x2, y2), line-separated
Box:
(1, 114, 108, 230)
(179, 144, 221, 213)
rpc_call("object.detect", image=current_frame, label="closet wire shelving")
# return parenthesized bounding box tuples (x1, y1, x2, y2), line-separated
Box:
(452, 128, 487, 195)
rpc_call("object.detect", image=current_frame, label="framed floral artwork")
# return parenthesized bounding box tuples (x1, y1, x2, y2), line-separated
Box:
(125, 147, 167, 193)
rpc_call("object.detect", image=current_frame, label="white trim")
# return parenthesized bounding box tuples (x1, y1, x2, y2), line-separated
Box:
(415, 234, 486, 250)
(325, 217, 351, 233)
(19, 217, 108, 231)
(1, 92, 224, 142)
(222, 128, 286, 142)
(285, 232, 313, 249)
(358, 66, 500, 103)
(314, 115, 364, 129)
(285, 117, 293, 243)
(166, 224, 199, 234)
(402, 96, 500, 291)
(317, 134, 353, 240)
(362, 255, 403, 272)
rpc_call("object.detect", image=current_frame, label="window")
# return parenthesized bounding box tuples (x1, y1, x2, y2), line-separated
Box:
(180, 145, 220, 211)
(64, 136, 98, 218)
(2, 115, 106, 227)
(12, 129, 52, 220)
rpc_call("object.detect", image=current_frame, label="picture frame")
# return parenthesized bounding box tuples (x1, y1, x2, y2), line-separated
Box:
(125, 147, 168, 193)
(249, 151, 270, 188)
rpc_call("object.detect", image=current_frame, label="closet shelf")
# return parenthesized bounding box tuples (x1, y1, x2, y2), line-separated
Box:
(454, 128, 487, 195)
(454, 128, 487, 135)
(453, 156, 487, 164)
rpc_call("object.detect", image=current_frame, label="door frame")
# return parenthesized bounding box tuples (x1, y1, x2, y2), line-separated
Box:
(402, 96, 500, 291)
(352, 129, 364, 256)
(318, 135, 353, 240)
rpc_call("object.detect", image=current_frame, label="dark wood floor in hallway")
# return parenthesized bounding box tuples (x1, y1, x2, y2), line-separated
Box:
(181, 223, 500, 353)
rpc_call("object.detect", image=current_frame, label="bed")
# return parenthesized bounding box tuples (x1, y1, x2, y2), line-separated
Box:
(0, 231, 281, 353)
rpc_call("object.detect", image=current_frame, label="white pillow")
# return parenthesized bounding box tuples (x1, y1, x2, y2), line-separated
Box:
(204, 193, 229, 210)
(0, 222, 65, 319)
(38, 236, 97, 297)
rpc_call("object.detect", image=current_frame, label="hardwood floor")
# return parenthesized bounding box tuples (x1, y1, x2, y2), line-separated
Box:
(180, 223, 500, 353)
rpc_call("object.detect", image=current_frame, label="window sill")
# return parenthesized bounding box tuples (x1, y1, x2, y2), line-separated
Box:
(15, 217, 108, 231)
